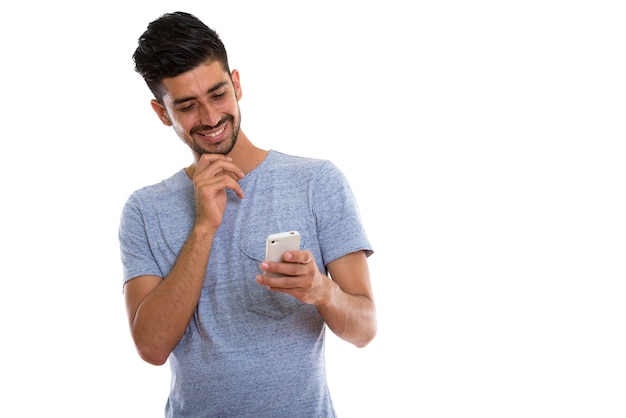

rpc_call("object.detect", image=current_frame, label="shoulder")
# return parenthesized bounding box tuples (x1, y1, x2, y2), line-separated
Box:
(267, 150, 341, 177)
(127, 170, 189, 200)
(123, 169, 191, 211)
(258, 151, 348, 193)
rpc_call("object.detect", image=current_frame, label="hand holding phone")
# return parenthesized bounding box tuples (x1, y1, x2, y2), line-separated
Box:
(264, 231, 300, 276)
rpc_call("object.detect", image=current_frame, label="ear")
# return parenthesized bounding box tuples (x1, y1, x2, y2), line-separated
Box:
(231, 69, 242, 101)
(151, 99, 172, 126)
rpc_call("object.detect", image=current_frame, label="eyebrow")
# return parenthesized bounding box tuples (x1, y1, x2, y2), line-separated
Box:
(171, 81, 229, 106)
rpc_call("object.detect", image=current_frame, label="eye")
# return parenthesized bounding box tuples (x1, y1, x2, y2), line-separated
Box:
(178, 103, 196, 112)
(212, 91, 226, 100)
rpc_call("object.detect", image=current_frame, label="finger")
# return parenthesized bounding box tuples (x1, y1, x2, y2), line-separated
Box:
(195, 157, 245, 183)
(197, 154, 232, 171)
(282, 250, 312, 264)
(256, 274, 299, 289)
(198, 174, 245, 199)
(259, 261, 293, 278)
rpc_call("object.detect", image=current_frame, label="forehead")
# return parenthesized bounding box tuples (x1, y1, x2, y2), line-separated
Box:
(160, 60, 230, 102)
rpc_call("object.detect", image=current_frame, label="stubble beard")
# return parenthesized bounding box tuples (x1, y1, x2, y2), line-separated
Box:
(189, 108, 242, 156)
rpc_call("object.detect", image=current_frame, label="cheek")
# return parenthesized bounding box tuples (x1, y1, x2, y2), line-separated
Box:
(223, 103, 240, 121)
(170, 119, 192, 140)
(172, 114, 196, 132)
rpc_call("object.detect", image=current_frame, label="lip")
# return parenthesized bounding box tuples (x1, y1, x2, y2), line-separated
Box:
(195, 121, 228, 144)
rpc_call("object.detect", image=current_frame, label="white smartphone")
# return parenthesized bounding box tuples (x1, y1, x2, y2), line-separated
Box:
(265, 231, 301, 276)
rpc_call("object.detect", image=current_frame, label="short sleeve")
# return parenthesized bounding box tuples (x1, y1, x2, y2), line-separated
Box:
(311, 161, 373, 266)
(118, 192, 164, 289)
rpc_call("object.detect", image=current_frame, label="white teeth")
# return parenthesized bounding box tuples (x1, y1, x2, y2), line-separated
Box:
(205, 126, 225, 137)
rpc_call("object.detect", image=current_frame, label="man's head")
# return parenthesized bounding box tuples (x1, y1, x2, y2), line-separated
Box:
(133, 11, 231, 103)
(133, 12, 242, 157)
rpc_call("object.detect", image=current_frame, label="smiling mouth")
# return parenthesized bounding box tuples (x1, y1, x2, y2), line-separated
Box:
(198, 124, 226, 138)
(191, 118, 229, 138)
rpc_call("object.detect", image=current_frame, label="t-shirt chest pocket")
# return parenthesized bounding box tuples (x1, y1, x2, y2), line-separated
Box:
(240, 233, 308, 319)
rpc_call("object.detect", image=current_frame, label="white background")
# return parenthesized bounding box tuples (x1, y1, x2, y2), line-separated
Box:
(1, 1, 625, 417)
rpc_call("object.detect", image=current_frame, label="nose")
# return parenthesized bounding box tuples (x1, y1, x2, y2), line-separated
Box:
(199, 102, 221, 127)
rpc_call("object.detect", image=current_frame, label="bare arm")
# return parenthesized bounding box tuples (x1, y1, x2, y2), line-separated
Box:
(124, 226, 215, 365)
(256, 250, 377, 347)
(124, 155, 245, 365)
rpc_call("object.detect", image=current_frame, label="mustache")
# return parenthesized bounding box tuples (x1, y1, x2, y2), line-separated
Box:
(190, 117, 230, 136)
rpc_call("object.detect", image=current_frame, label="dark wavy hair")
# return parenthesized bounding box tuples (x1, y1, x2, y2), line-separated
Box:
(132, 11, 231, 102)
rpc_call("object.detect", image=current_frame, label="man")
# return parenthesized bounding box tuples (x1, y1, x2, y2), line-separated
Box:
(119, 11, 376, 417)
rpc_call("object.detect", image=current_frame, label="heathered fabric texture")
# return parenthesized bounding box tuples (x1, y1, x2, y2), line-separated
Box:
(119, 150, 372, 417)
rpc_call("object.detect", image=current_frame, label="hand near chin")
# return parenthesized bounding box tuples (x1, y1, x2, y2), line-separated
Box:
(192, 154, 245, 228)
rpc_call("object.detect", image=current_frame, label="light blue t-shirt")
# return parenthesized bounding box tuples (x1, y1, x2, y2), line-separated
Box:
(119, 150, 372, 417)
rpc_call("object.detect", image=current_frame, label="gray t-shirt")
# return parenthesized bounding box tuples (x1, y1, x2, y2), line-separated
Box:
(119, 150, 372, 417)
